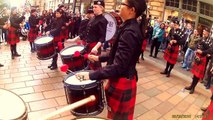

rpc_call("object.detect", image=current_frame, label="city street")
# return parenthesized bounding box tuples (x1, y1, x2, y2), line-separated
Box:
(0, 40, 211, 120)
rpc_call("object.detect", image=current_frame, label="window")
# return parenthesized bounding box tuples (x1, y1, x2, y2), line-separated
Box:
(182, 0, 197, 12)
(200, 2, 213, 17)
(165, 0, 179, 8)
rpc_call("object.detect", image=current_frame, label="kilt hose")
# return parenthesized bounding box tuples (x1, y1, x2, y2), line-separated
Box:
(191, 54, 207, 79)
(28, 28, 38, 42)
(106, 77, 137, 120)
(141, 39, 147, 51)
(85, 42, 101, 70)
(164, 44, 179, 64)
(7, 27, 20, 45)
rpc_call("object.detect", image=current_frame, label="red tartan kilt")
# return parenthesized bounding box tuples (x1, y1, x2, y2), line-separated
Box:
(191, 55, 207, 79)
(28, 28, 38, 42)
(202, 100, 213, 120)
(53, 35, 61, 43)
(106, 77, 136, 120)
(60, 28, 69, 39)
(7, 27, 20, 45)
(141, 39, 147, 51)
(164, 44, 179, 64)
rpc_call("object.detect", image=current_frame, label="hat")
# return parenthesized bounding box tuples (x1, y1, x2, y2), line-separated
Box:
(203, 27, 210, 33)
(86, 7, 93, 14)
(93, 0, 105, 7)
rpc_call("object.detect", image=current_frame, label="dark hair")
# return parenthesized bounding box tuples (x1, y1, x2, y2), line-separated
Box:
(56, 9, 64, 14)
(127, 0, 147, 18)
(139, 14, 147, 39)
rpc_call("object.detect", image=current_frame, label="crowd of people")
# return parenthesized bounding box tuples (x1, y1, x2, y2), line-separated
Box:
(0, 0, 212, 119)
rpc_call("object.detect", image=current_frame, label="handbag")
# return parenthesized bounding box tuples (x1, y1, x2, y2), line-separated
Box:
(194, 55, 201, 65)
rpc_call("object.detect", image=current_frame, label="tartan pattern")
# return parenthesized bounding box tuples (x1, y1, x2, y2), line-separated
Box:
(85, 42, 102, 70)
(28, 28, 38, 42)
(7, 27, 20, 45)
(141, 39, 147, 51)
(60, 28, 69, 40)
(106, 77, 137, 120)
(202, 100, 213, 120)
(164, 44, 179, 64)
(191, 54, 207, 79)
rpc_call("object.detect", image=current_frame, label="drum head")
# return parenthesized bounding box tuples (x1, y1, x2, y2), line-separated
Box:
(65, 73, 95, 85)
(60, 45, 84, 56)
(0, 88, 27, 119)
(104, 13, 117, 41)
(35, 36, 53, 44)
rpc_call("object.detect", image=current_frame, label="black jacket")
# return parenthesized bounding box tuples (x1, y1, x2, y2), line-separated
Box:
(50, 17, 64, 37)
(89, 19, 143, 80)
(80, 14, 108, 43)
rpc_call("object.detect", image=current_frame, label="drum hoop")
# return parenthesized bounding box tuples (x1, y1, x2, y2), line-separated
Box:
(104, 12, 118, 41)
(60, 44, 85, 57)
(64, 71, 97, 90)
(0, 88, 27, 120)
(34, 36, 54, 45)
(37, 51, 57, 60)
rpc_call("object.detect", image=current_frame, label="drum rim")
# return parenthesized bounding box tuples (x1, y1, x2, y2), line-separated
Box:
(37, 52, 57, 60)
(60, 44, 85, 57)
(34, 36, 54, 45)
(64, 70, 96, 90)
(104, 12, 118, 41)
(0, 88, 28, 120)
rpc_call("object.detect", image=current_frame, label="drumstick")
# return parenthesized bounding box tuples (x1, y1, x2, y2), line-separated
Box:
(39, 95, 96, 120)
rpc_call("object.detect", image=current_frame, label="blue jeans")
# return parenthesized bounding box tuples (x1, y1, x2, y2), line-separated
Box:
(182, 48, 195, 69)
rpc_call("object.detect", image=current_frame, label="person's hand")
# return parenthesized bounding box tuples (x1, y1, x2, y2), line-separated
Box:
(91, 47, 98, 54)
(46, 31, 50, 36)
(88, 54, 99, 63)
(196, 49, 202, 54)
(75, 72, 90, 81)
(66, 38, 75, 43)
(170, 40, 174, 44)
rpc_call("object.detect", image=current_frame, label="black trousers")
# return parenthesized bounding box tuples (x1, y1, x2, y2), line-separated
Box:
(189, 75, 200, 90)
(150, 38, 161, 57)
(164, 62, 174, 74)
(10, 44, 18, 55)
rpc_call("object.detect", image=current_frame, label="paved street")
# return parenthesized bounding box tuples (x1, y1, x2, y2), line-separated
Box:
(0, 40, 211, 120)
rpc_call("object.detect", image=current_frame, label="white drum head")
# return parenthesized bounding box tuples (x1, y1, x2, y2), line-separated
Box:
(104, 13, 117, 41)
(0, 89, 26, 119)
(65, 75, 96, 85)
(35, 36, 53, 44)
(61, 46, 84, 56)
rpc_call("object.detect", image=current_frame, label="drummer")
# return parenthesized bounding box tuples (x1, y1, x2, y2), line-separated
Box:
(78, 6, 94, 45)
(28, 9, 39, 53)
(75, 0, 147, 119)
(67, 0, 108, 70)
(46, 9, 64, 70)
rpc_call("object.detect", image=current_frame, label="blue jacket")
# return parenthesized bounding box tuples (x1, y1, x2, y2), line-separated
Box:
(152, 27, 165, 42)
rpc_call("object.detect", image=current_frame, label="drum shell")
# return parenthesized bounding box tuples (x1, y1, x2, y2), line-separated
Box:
(64, 73, 104, 116)
(60, 45, 87, 72)
(34, 36, 56, 60)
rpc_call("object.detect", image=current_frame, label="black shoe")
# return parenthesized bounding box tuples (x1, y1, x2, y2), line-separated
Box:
(50, 66, 58, 70)
(189, 89, 194, 94)
(160, 71, 167, 74)
(153, 56, 157, 58)
(0, 64, 3, 67)
(149, 55, 152, 57)
(48, 64, 53, 68)
(184, 86, 192, 90)
(14, 53, 21, 57)
(201, 107, 208, 112)
(166, 73, 170, 77)
(11, 55, 15, 59)
(206, 85, 210, 89)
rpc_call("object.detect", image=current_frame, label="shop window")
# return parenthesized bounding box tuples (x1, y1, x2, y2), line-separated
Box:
(200, 2, 213, 17)
(165, 0, 179, 8)
(182, 0, 197, 12)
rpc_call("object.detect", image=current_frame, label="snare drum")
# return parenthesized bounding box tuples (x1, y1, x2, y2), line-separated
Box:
(60, 45, 87, 72)
(0, 88, 28, 120)
(64, 72, 104, 116)
(34, 36, 56, 60)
